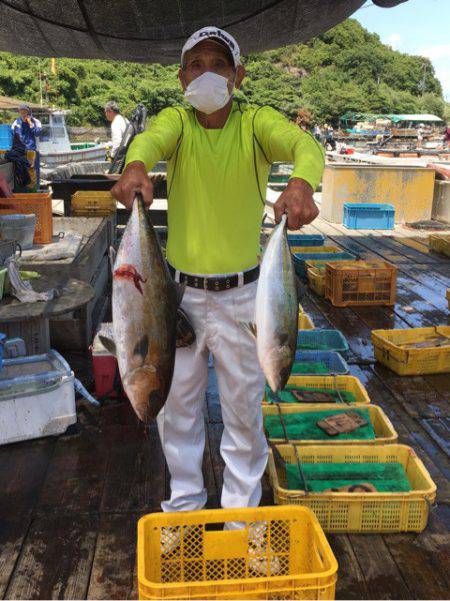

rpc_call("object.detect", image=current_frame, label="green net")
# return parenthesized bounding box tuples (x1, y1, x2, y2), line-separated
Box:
(265, 384, 358, 404)
(291, 361, 329, 375)
(286, 462, 411, 492)
(264, 408, 375, 441)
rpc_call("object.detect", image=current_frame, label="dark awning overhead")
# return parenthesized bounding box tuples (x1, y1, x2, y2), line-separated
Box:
(0, 0, 408, 63)
(0, 94, 50, 112)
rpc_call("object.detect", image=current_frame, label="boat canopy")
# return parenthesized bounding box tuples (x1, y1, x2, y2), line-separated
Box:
(0, 0, 408, 63)
(340, 112, 444, 125)
(388, 114, 444, 123)
(0, 95, 50, 113)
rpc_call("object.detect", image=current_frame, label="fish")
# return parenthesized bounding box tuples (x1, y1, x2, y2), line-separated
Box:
(100, 194, 182, 423)
(243, 214, 298, 393)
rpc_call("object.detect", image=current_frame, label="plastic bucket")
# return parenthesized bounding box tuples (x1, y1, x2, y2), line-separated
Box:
(0, 267, 6, 301)
(0, 214, 36, 250)
(0, 239, 20, 266)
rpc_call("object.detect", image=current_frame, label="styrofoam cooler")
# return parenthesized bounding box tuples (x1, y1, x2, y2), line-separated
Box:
(0, 350, 76, 445)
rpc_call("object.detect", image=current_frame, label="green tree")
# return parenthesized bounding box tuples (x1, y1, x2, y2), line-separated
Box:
(0, 18, 445, 126)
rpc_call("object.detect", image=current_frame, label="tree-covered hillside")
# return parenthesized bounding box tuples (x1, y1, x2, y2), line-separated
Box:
(0, 19, 445, 126)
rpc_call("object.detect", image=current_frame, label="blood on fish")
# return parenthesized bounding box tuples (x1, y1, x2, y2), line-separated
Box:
(114, 264, 147, 295)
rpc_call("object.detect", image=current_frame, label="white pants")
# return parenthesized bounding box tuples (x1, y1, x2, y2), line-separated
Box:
(157, 280, 268, 517)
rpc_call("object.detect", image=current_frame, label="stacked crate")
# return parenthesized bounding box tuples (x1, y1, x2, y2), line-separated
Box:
(264, 255, 437, 532)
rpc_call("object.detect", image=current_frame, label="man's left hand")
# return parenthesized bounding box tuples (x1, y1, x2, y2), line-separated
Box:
(273, 177, 319, 230)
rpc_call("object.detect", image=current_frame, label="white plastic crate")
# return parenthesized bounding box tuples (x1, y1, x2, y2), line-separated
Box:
(0, 350, 76, 445)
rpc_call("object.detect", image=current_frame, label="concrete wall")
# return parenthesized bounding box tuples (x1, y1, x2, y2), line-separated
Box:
(432, 180, 450, 223)
(321, 164, 435, 223)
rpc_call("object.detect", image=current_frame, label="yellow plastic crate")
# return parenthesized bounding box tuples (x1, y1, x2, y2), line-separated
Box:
(371, 326, 450, 375)
(268, 444, 436, 533)
(263, 375, 371, 405)
(71, 191, 116, 216)
(290, 245, 342, 255)
(305, 259, 361, 298)
(138, 506, 338, 600)
(298, 312, 315, 330)
(263, 403, 397, 446)
(429, 234, 450, 257)
(307, 266, 325, 297)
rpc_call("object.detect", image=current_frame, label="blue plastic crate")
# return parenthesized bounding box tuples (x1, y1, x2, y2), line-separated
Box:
(293, 350, 349, 375)
(343, 203, 395, 230)
(0, 125, 12, 151)
(287, 233, 325, 247)
(293, 251, 356, 279)
(297, 329, 350, 358)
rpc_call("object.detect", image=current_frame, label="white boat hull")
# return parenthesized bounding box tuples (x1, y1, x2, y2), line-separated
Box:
(41, 144, 108, 166)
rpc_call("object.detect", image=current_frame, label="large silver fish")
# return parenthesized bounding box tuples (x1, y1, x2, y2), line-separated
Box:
(247, 214, 298, 392)
(101, 195, 181, 423)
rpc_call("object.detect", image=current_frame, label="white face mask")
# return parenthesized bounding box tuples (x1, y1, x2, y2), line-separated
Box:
(184, 71, 233, 115)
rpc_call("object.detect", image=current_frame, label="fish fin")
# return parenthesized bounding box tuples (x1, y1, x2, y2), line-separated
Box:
(99, 334, 117, 357)
(175, 281, 186, 306)
(108, 246, 116, 273)
(240, 321, 257, 339)
(133, 334, 149, 360)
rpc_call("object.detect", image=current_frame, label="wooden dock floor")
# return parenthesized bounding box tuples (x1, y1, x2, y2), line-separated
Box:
(1, 217, 449, 600)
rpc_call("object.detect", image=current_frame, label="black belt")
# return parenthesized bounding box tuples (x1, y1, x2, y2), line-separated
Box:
(168, 264, 259, 292)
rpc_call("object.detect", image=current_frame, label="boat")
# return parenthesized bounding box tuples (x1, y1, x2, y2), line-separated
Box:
(38, 110, 108, 166)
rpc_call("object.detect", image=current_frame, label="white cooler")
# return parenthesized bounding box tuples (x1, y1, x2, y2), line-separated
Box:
(0, 350, 76, 445)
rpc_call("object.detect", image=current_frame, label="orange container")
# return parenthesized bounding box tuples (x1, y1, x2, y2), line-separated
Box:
(325, 260, 396, 307)
(0, 193, 53, 244)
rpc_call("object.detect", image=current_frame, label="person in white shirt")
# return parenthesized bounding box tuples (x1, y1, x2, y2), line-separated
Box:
(104, 101, 129, 158)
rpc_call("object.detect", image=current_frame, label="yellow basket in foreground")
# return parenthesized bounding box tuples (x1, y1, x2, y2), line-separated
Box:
(263, 403, 397, 446)
(268, 444, 436, 533)
(371, 326, 450, 375)
(264, 375, 371, 406)
(138, 506, 338, 600)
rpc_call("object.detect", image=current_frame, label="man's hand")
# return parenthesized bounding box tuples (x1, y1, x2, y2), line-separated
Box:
(111, 161, 153, 209)
(273, 177, 319, 229)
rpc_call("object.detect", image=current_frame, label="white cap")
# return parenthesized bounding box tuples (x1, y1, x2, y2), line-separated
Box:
(181, 26, 241, 68)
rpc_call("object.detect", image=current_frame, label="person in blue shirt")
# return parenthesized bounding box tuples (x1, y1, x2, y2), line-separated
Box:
(11, 103, 42, 151)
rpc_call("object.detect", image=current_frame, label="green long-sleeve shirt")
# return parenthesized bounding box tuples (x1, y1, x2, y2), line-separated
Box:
(126, 100, 324, 274)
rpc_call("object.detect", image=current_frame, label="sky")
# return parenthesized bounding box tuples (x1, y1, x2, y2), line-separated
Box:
(355, 0, 450, 100)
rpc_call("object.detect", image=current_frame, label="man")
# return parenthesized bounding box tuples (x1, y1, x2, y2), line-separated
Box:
(417, 123, 425, 149)
(104, 101, 129, 158)
(313, 123, 322, 142)
(10, 103, 41, 190)
(325, 123, 335, 150)
(11, 103, 42, 151)
(112, 26, 324, 549)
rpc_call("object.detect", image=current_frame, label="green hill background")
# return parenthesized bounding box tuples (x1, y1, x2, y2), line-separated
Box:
(0, 19, 447, 126)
